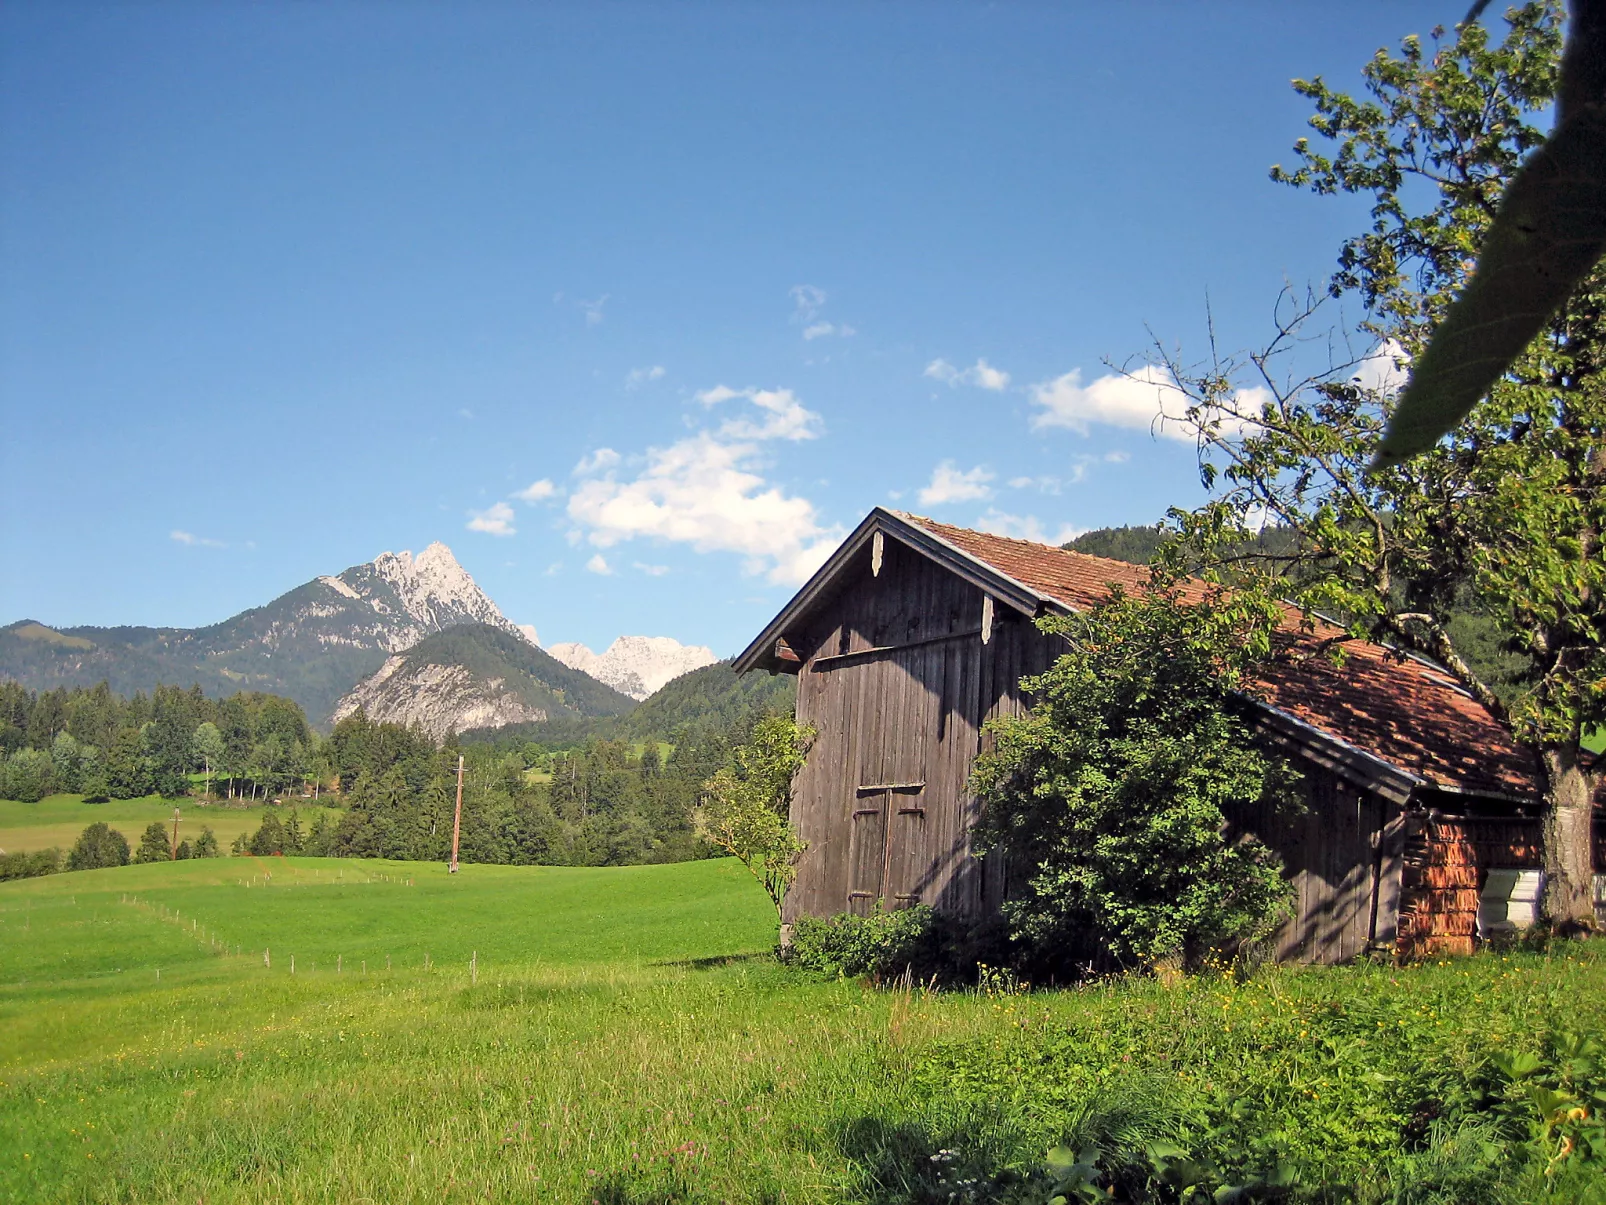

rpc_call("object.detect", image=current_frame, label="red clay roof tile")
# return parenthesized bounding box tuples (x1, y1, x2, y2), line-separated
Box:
(901, 513, 1542, 800)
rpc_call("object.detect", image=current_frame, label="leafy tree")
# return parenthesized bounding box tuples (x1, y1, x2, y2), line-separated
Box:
(193, 826, 220, 858)
(971, 583, 1299, 975)
(50, 731, 83, 793)
(192, 722, 225, 799)
(133, 821, 172, 863)
(1374, 0, 1606, 464)
(698, 714, 814, 918)
(1, 747, 56, 803)
(68, 821, 130, 870)
(249, 810, 287, 857)
(105, 727, 151, 799)
(1152, 5, 1602, 927)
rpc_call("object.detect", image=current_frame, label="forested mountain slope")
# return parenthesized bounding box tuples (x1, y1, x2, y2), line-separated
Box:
(332, 624, 635, 740)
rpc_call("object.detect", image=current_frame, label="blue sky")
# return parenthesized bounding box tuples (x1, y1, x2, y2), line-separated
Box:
(1, 2, 1452, 656)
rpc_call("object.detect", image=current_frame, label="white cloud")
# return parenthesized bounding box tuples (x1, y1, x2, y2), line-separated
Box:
(626, 365, 666, 389)
(514, 479, 557, 503)
(790, 285, 854, 340)
(803, 321, 855, 341)
(170, 530, 226, 548)
(585, 553, 614, 575)
(1105, 450, 1131, 463)
(974, 509, 1083, 546)
(918, 461, 995, 506)
(544, 562, 564, 576)
(467, 501, 517, 537)
(790, 284, 826, 322)
(924, 357, 1011, 391)
(1029, 364, 1266, 440)
(1352, 339, 1409, 395)
(566, 386, 841, 586)
(695, 385, 823, 441)
(575, 448, 622, 476)
(458, 407, 474, 420)
(580, 294, 609, 326)
(1006, 474, 1065, 494)
(633, 562, 670, 576)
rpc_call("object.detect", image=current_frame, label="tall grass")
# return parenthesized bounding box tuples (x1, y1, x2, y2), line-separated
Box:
(2, 858, 1602, 1203)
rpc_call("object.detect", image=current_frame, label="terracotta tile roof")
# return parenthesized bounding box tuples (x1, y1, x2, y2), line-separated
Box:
(900, 514, 1543, 801)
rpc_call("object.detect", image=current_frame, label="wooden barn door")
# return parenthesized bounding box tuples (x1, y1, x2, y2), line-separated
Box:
(844, 645, 938, 914)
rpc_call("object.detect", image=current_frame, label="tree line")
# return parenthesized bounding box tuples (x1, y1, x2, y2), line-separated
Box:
(233, 709, 755, 867)
(0, 680, 319, 803)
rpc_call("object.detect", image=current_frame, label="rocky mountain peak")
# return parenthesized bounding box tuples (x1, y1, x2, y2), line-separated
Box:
(340, 542, 518, 646)
(547, 635, 718, 701)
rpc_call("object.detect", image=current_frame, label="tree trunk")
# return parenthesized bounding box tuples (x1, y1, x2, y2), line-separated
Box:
(1540, 744, 1599, 930)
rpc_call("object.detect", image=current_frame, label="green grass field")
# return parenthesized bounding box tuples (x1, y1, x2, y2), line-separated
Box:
(2, 858, 1603, 1204)
(0, 794, 342, 856)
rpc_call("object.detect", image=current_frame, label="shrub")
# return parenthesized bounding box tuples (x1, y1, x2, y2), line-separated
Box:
(133, 821, 172, 863)
(194, 826, 220, 858)
(971, 582, 1299, 976)
(67, 821, 129, 870)
(784, 906, 1002, 984)
(0, 747, 57, 803)
(0, 847, 62, 881)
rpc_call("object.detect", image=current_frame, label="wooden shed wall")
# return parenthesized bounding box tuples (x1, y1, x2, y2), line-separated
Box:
(1244, 771, 1404, 964)
(784, 536, 1056, 923)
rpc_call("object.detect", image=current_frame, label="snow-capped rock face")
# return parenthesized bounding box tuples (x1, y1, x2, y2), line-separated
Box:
(547, 635, 718, 701)
(332, 655, 548, 740)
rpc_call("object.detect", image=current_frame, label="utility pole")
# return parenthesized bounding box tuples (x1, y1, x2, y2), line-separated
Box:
(170, 806, 181, 860)
(449, 754, 464, 874)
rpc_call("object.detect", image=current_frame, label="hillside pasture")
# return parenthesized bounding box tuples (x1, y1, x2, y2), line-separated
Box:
(0, 794, 342, 858)
(2, 858, 1603, 1204)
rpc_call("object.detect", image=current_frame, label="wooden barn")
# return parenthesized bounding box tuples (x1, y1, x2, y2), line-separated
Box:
(734, 508, 1605, 963)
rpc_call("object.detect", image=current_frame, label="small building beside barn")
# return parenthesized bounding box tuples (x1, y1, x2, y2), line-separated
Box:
(734, 508, 1604, 963)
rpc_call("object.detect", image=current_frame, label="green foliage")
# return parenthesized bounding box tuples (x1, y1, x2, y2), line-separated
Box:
(1373, 4, 1606, 466)
(132, 821, 172, 864)
(972, 583, 1299, 974)
(0, 747, 56, 803)
(0, 846, 60, 881)
(1157, 2, 1604, 925)
(786, 906, 946, 980)
(698, 714, 813, 916)
(192, 826, 219, 858)
(2, 859, 1603, 1204)
(458, 660, 798, 752)
(66, 820, 128, 870)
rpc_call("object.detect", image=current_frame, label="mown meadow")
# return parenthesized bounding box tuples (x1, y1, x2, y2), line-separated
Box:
(2, 858, 1603, 1204)
(0, 794, 341, 862)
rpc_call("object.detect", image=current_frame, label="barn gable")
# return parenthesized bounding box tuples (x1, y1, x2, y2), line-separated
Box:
(736, 508, 1596, 960)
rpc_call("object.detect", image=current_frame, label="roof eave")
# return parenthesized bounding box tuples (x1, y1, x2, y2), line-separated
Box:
(731, 508, 1048, 675)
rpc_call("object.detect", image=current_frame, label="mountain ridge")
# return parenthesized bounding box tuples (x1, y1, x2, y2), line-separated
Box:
(0, 542, 532, 725)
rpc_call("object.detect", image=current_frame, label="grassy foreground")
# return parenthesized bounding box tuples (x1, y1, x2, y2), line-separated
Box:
(0, 794, 341, 856)
(2, 858, 1603, 1204)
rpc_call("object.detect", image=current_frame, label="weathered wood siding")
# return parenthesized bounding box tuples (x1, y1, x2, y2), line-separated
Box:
(784, 536, 1055, 923)
(1250, 773, 1402, 963)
